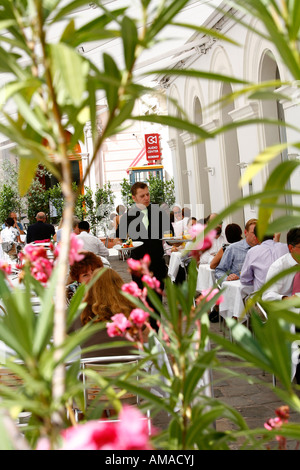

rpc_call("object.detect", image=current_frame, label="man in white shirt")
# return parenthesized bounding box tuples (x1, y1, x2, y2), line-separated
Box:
(77, 221, 110, 260)
(262, 227, 300, 301)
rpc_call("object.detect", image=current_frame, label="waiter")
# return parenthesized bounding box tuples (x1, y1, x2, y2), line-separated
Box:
(117, 182, 172, 329)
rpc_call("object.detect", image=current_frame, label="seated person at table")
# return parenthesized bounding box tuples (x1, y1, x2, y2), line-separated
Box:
(77, 221, 110, 259)
(199, 213, 227, 265)
(240, 227, 288, 292)
(0, 217, 21, 261)
(26, 212, 55, 244)
(69, 268, 137, 358)
(66, 251, 103, 303)
(171, 217, 197, 253)
(214, 218, 258, 284)
(262, 227, 300, 302)
(169, 217, 198, 284)
(210, 223, 243, 269)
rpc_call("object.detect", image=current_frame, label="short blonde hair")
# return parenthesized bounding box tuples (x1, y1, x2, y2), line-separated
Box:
(245, 218, 257, 231)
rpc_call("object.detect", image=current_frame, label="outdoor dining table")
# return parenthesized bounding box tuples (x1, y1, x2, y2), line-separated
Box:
(196, 264, 215, 293)
(167, 251, 183, 282)
(218, 279, 253, 321)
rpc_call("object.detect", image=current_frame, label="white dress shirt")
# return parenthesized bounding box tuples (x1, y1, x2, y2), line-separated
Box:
(262, 253, 298, 301)
(200, 233, 227, 265)
(77, 231, 109, 258)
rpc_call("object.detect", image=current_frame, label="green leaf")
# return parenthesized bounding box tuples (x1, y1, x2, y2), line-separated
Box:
(102, 53, 121, 112)
(18, 157, 40, 197)
(146, 0, 191, 42)
(171, 21, 240, 45)
(183, 349, 216, 404)
(132, 114, 212, 139)
(146, 68, 249, 85)
(165, 278, 179, 327)
(49, 43, 89, 106)
(121, 16, 138, 71)
(32, 269, 58, 357)
(257, 159, 300, 238)
(240, 142, 292, 186)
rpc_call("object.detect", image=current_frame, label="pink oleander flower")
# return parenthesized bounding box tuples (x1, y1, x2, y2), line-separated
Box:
(129, 308, 149, 326)
(264, 417, 282, 431)
(201, 288, 224, 305)
(142, 254, 151, 266)
(276, 405, 289, 421)
(188, 224, 216, 260)
(141, 274, 161, 290)
(23, 244, 48, 262)
(54, 233, 85, 265)
(30, 257, 53, 284)
(61, 420, 119, 450)
(121, 281, 142, 297)
(106, 322, 123, 337)
(106, 313, 131, 337)
(59, 406, 153, 450)
(127, 258, 142, 273)
(0, 261, 12, 276)
(116, 406, 153, 450)
(188, 223, 205, 239)
(264, 406, 289, 450)
(127, 254, 151, 277)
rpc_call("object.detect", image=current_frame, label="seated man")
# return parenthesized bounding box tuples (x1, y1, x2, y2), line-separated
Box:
(240, 227, 288, 292)
(262, 227, 300, 301)
(215, 218, 258, 283)
(77, 221, 110, 260)
(26, 212, 55, 244)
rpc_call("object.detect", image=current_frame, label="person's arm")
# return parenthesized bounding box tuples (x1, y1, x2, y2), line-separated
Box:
(116, 212, 128, 240)
(97, 239, 110, 257)
(14, 221, 24, 235)
(214, 246, 232, 280)
(240, 255, 254, 286)
(210, 247, 224, 269)
(262, 265, 286, 301)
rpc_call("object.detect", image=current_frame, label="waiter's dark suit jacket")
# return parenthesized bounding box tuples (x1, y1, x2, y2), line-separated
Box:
(26, 221, 55, 244)
(117, 203, 172, 283)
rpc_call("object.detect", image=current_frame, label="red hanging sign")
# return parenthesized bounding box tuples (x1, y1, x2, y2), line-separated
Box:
(145, 133, 161, 161)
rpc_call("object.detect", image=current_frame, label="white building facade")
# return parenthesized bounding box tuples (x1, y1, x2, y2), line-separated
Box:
(159, 2, 300, 229)
(0, 1, 299, 228)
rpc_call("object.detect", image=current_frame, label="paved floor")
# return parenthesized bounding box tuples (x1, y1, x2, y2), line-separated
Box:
(108, 250, 300, 449)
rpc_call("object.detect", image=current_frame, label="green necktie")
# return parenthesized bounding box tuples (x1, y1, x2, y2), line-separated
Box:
(142, 209, 149, 229)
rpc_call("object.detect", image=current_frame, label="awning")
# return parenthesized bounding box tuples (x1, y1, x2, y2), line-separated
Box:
(126, 146, 146, 173)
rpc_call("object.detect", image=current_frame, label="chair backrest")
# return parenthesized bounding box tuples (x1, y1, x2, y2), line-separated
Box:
(0, 366, 23, 390)
(80, 355, 142, 411)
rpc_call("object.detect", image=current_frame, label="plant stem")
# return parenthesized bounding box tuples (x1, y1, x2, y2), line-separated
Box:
(34, 0, 74, 426)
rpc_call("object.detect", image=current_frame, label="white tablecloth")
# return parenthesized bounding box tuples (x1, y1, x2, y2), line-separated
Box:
(168, 251, 183, 282)
(219, 280, 253, 320)
(196, 264, 215, 293)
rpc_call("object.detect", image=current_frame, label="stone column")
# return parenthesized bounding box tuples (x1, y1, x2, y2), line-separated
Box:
(180, 130, 203, 219)
(167, 138, 182, 205)
(228, 101, 263, 222)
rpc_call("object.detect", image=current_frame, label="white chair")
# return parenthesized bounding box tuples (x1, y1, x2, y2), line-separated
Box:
(79, 355, 152, 434)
